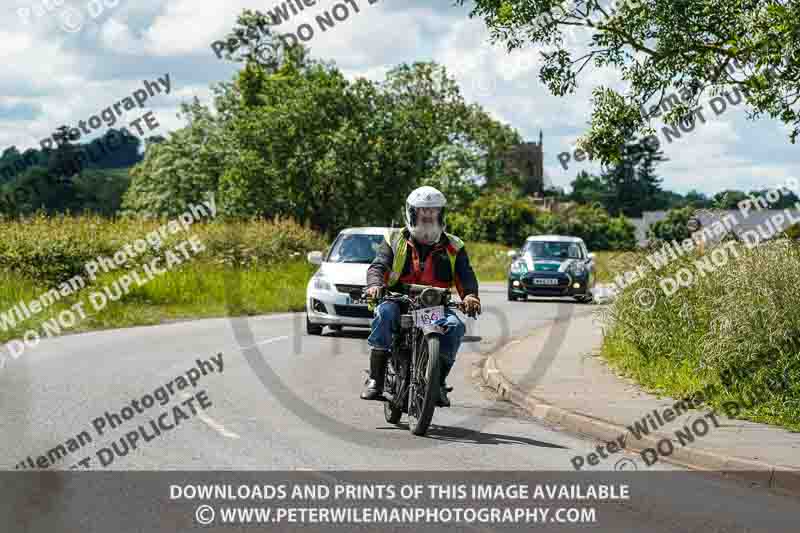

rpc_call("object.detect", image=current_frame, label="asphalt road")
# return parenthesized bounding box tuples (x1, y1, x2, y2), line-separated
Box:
(1, 284, 798, 532)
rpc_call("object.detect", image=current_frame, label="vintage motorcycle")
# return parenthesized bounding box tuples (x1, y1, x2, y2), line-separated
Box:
(361, 283, 477, 436)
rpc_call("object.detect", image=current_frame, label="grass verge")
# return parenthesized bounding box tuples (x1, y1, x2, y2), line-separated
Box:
(0, 260, 317, 344)
(592, 250, 643, 284)
(466, 241, 513, 282)
(599, 238, 800, 431)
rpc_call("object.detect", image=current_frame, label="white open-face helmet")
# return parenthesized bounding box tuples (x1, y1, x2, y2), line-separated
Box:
(404, 186, 447, 244)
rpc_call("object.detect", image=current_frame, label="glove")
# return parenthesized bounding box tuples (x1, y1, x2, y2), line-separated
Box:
(365, 286, 383, 300)
(463, 295, 481, 317)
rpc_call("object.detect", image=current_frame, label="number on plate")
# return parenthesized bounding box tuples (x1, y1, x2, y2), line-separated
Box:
(412, 306, 445, 327)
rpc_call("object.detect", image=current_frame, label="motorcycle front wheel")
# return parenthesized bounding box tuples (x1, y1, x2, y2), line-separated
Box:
(408, 335, 440, 436)
(383, 358, 403, 424)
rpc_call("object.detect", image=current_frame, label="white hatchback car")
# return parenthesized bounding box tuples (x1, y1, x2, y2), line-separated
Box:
(306, 227, 391, 335)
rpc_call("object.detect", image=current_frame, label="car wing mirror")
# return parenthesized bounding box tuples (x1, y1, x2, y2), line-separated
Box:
(307, 251, 323, 265)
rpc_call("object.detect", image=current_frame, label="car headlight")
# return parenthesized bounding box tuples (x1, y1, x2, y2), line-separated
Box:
(312, 274, 332, 291)
(510, 261, 528, 275)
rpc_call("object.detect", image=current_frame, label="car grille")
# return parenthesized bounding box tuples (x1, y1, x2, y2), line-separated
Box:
(526, 287, 569, 296)
(335, 284, 365, 294)
(333, 305, 374, 319)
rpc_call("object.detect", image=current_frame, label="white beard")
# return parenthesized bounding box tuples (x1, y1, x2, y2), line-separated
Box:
(411, 222, 443, 245)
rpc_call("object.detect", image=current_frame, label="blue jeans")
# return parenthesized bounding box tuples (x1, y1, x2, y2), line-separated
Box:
(367, 301, 466, 380)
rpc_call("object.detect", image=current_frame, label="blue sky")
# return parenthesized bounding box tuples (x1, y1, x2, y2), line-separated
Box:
(2, 0, 797, 196)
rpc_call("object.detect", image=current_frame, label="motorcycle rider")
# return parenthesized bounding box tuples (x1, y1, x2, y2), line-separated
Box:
(361, 186, 481, 407)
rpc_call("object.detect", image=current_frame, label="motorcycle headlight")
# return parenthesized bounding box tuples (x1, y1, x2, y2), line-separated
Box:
(510, 261, 528, 275)
(313, 274, 332, 291)
(420, 288, 442, 307)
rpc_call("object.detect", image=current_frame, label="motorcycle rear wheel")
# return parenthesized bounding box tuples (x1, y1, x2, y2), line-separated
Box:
(408, 336, 440, 436)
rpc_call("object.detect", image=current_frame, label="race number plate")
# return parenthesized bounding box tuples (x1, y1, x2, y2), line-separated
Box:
(412, 306, 445, 327)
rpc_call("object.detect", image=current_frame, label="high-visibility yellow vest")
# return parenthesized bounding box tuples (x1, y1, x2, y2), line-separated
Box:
(384, 229, 464, 289)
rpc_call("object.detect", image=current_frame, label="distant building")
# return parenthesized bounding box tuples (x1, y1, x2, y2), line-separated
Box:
(502, 131, 544, 197)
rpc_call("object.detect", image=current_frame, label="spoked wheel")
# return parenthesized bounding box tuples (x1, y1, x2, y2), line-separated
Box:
(408, 336, 440, 436)
(383, 359, 403, 424)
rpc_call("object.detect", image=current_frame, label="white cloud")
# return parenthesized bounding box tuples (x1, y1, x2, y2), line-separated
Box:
(142, 0, 250, 55)
(0, 0, 796, 195)
(100, 18, 143, 54)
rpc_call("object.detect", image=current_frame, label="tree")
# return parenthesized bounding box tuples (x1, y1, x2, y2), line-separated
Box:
(569, 170, 608, 205)
(684, 189, 712, 208)
(11, 166, 81, 214)
(544, 203, 637, 250)
(47, 128, 85, 179)
(123, 14, 523, 230)
(713, 190, 749, 209)
(457, 103, 522, 193)
(71, 168, 132, 216)
(748, 188, 799, 209)
(122, 116, 223, 217)
(445, 191, 545, 245)
(647, 206, 694, 243)
(596, 138, 666, 217)
(630, 138, 668, 212)
(84, 129, 142, 169)
(215, 9, 289, 71)
(459, 0, 800, 164)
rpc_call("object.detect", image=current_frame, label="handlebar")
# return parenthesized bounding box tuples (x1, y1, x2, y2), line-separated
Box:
(362, 286, 478, 318)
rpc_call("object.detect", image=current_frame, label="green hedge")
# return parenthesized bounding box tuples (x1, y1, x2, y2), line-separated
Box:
(447, 194, 636, 250)
(543, 204, 637, 251)
(647, 206, 693, 243)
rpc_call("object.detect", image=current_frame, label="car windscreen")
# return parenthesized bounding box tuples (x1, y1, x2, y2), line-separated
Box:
(524, 241, 583, 260)
(327, 234, 385, 264)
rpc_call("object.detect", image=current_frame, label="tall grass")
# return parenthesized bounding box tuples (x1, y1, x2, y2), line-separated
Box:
(0, 213, 328, 285)
(0, 215, 326, 343)
(592, 250, 644, 284)
(466, 242, 513, 281)
(600, 238, 800, 430)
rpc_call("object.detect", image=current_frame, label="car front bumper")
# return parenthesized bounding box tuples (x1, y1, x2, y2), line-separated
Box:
(508, 271, 591, 297)
(306, 286, 374, 327)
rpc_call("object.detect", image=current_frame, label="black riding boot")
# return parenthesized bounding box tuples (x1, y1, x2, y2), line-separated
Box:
(360, 349, 389, 400)
(437, 359, 454, 407)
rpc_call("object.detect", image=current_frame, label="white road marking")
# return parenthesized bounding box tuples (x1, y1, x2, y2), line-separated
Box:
(175, 335, 287, 440)
(239, 336, 289, 350)
(181, 392, 241, 440)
